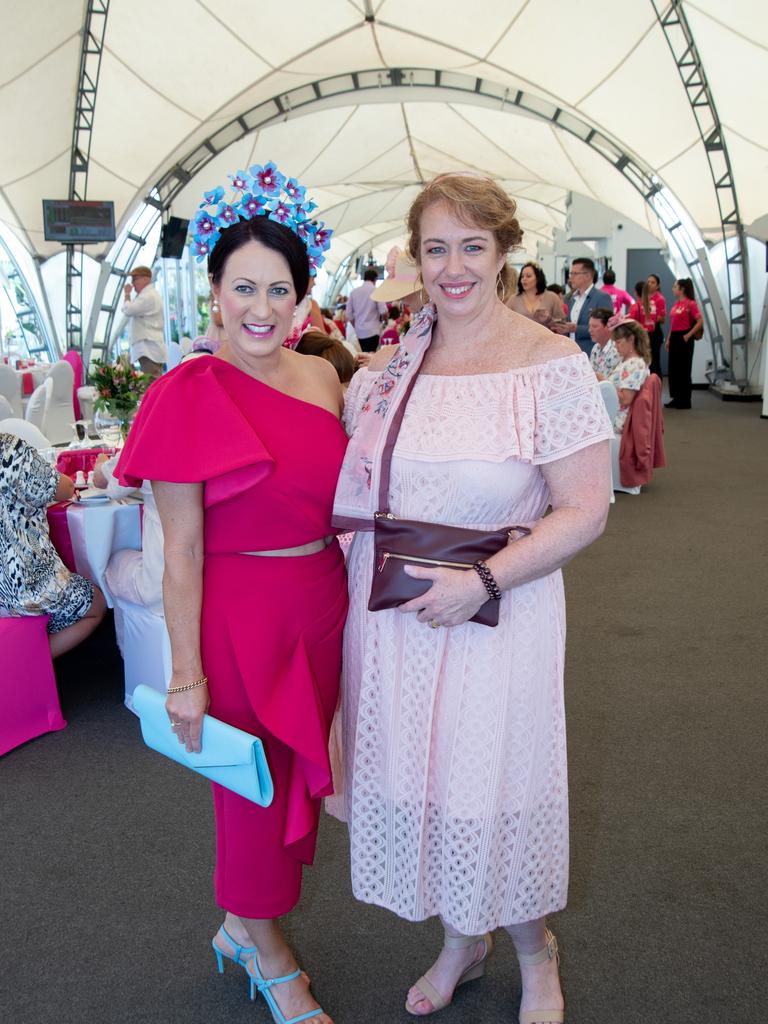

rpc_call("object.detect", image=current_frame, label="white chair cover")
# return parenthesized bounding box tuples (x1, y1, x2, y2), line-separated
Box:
(0, 364, 23, 418)
(598, 382, 621, 500)
(166, 340, 183, 369)
(42, 360, 75, 444)
(0, 417, 52, 448)
(25, 378, 52, 429)
(0, 395, 14, 419)
(114, 600, 171, 713)
(76, 385, 97, 424)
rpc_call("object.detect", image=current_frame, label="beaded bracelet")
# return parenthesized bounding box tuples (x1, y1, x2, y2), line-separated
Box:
(167, 676, 208, 694)
(472, 560, 503, 602)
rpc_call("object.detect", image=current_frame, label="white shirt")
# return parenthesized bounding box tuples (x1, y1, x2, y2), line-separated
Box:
(122, 284, 166, 364)
(569, 284, 593, 341)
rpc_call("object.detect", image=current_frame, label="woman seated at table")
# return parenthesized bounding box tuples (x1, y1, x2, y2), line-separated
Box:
(607, 319, 651, 434)
(0, 433, 106, 656)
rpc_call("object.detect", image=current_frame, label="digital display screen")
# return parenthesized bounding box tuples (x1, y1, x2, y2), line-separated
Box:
(42, 200, 116, 243)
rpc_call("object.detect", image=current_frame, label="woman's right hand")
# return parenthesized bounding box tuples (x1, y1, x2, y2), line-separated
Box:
(166, 680, 209, 753)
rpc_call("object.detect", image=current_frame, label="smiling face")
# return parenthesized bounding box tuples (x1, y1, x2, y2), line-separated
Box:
(210, 239, 297, 361)
(417, 202, 505, 322)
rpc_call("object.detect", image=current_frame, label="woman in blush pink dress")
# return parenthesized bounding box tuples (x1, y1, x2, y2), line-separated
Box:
(118, 167, 344, 1024)
(331, 174, 613, 1024)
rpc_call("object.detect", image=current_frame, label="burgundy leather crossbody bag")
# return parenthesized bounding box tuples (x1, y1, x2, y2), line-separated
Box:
(367, 358, 530, 627)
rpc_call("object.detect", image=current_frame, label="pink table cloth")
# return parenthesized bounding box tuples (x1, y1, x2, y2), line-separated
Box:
(56, 448, 116, 478)
(0, 615, 66, 756)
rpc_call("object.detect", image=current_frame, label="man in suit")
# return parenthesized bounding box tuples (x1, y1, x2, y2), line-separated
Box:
(567, 258, 613, 355)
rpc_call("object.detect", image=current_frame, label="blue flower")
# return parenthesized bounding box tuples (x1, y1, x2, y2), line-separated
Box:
(215, 202, 239, 227)
(192, 211, 218, 237)
(229, 171, 249, 192)
(268, 201, 293, 225)
(284, 178, 306, 204)
(249, 161, 285, 197)
(240, 193, 268, 218)
(200, 186, 224, 208)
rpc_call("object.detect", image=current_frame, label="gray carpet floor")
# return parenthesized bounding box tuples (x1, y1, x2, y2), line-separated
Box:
(2, 389, 766, 1024)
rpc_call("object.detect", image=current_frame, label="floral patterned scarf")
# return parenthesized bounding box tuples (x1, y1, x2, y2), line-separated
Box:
(332, 303, 436, 531)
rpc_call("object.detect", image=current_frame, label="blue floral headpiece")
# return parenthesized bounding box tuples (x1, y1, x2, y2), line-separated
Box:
(189, 162, 332, 274)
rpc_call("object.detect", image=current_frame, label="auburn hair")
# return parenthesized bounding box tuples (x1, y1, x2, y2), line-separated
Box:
(406, 173, 523, 301)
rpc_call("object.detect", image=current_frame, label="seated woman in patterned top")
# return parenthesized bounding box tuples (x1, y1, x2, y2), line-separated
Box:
(0, 433, 106, 656)
(606, 319, 651, 434)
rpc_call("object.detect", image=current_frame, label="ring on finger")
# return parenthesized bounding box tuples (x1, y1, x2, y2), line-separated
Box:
(429, 619, 440, 629)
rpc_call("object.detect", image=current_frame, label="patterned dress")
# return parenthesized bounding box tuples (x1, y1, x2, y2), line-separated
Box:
(0, 433, 93, 632)
(608, 357, 650, 434)
(331, 353, 612, 933)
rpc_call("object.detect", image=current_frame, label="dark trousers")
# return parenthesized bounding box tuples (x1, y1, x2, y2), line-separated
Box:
(667, 331, 694, 407)
(358, 334, 380, 353)
(649, 324, 664, 379)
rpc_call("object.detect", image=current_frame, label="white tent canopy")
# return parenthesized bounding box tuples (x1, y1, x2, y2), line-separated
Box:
(0, 0, 765, 367)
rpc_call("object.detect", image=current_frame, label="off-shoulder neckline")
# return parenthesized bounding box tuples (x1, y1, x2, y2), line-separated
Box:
(360, 351, 587, 380)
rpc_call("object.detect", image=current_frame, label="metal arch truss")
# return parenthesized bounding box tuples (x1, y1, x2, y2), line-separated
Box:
(96, 66, 727, 367)
(66, 0, 109, 354)
(652, 0, 750, 384)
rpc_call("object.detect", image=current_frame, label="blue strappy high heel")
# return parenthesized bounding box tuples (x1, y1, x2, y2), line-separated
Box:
(246, 955, 323, 1024)
(211, 925, 258, 976)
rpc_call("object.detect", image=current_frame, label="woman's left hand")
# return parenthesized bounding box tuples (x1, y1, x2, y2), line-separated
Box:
(397, 565, 489, 628)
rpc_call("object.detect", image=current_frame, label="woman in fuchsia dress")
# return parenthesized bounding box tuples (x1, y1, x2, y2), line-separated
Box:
(118, 165, 344, 1024)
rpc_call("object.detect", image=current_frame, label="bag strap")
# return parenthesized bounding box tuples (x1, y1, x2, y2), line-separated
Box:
(377, 347, 426, 512)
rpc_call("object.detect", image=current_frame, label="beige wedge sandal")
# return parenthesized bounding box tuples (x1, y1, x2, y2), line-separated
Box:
(405, 931, 494, 1016)
(517, 928, 564, 1024)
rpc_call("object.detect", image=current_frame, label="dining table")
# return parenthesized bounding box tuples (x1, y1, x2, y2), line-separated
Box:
(47, 496, 142, 608)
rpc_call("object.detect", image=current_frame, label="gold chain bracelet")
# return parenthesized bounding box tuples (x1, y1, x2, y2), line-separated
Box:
(167, 676, 208, 694)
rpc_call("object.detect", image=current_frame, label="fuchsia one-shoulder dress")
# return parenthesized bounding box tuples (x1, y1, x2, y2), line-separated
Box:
(118, 356, 348, 917)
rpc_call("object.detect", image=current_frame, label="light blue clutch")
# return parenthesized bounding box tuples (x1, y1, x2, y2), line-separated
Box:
(133, 684, 274, 806)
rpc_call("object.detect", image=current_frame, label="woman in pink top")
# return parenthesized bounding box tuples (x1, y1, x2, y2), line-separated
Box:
(645, 274, 667, 379)
(331, 173, 613, 1024)
(628, 280, 656, 333)
(665, 278, 703, 409)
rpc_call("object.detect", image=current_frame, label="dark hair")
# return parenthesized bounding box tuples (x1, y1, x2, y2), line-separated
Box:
(517, 261, 547, 295)
(295, 331, 355, 384)
(603, 269, 616, 285)
(363, 268, 378, 283)
(207, 216, 310, 300)
(634, 280, 644, 298)
(647, 273, 661, 287)
(676, 277, 695, 300)
(546, 283, 564, 296)
(588, 307, 612, 326)
(572, 257, 596, 279)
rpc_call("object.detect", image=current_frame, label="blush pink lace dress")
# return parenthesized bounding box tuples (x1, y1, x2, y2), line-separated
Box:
(330, 352, 612, 934)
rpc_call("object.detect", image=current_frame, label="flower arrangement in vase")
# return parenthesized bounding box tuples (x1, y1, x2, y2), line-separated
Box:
(91, 356, 151, 444)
